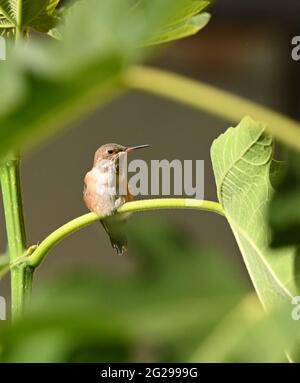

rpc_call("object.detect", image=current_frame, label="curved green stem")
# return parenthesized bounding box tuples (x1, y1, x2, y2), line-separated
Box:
(27, 198, 224, 269)
(124, 66, 300, 151)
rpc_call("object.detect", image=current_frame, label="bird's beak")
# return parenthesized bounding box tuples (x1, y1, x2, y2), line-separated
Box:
(125, 144, 150, 153)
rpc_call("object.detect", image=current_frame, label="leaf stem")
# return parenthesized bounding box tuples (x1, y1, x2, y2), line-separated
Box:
(15, 27, 21, 41)
(16, 0, 23, 41)
(26, 198, 224, 269)
(123, 66, 300, 151)
(0, 154, 32, 319)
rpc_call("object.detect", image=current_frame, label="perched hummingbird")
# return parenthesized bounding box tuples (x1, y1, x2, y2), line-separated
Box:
(83, 143, 150, 255)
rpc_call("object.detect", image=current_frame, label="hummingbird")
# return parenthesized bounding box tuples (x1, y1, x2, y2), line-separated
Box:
(83, 143, 150, 255)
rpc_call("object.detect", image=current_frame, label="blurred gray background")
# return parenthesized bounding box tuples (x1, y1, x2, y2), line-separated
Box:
(1, 0, 300, 297)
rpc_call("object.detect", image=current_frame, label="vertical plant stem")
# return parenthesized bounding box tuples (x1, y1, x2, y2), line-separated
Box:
(0, 154, 32, 320)
(16, 0, 22, 42)
(15, 27, 21, 41)
(0, 6, 32, 321)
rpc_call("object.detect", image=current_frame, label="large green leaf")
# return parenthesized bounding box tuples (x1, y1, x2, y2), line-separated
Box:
(140, 0, 211, 45)
(0, 0, 60, 35)
(211, 116, 299, 310)
(145, 12, 211, 46)
(0, 13, 14, 35)
(0, 0, 211, 159)
(30, 0, 60, 33)
(140, 0, 209, 28)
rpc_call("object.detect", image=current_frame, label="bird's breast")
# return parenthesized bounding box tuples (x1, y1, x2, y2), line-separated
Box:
(84, 165, 128, 216)
(91, 167, 117, 195)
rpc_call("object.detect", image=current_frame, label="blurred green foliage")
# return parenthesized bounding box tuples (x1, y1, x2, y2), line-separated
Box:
(0, 218, 244, 362)
(0, 0, 210, 159)
(192, 293, 300, 362)
(0, 219, 298, 362)
(0, 0, 299, 364)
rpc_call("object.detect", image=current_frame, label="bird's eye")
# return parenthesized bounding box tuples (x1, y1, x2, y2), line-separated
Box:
(107, 149, 114, 154)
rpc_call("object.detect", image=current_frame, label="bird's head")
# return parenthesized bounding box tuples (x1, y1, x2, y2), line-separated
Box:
(94, 143, 150, 165)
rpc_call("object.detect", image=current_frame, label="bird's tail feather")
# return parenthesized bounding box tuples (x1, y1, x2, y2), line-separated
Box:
(101, 216, 127, 256)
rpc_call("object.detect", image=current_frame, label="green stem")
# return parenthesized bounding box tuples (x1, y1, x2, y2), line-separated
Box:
(124, 66, 300, 151)
(15, 0, 22, 41)
(27, 198, 224, 269)
(0, 154, 31, 320)
(0, 3, 31, 321)
(15, 26, 21, 41)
